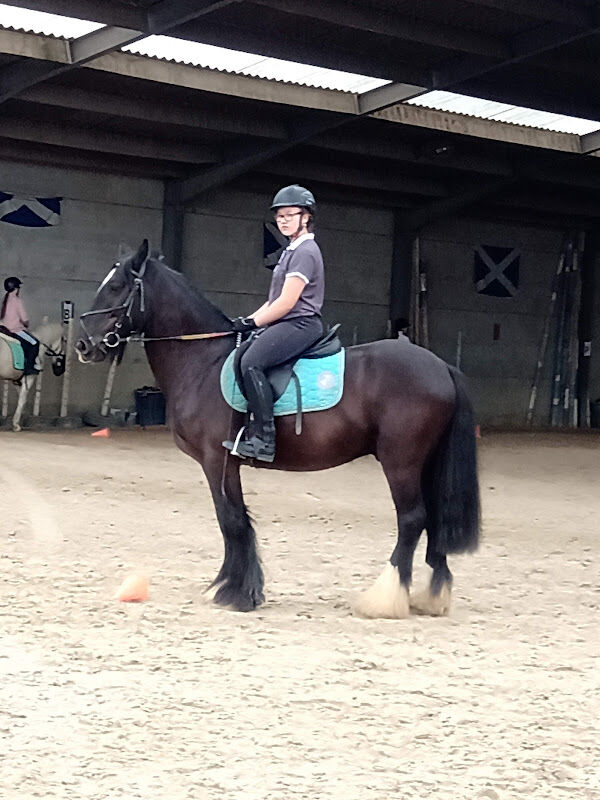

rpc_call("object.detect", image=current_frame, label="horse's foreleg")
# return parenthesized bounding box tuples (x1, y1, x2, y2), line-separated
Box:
(354, 466, 426, 619)
(204, 456, 264, 612)
(12, 376, 32, 432)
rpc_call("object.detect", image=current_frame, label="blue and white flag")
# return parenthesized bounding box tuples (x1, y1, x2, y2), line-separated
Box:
(474, 244, 520, 297)
(0, 191, 62, 227)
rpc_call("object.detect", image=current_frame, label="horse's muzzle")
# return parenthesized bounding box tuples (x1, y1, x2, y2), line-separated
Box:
(75, 337, 91, 357)
(76, 337, 105, 363)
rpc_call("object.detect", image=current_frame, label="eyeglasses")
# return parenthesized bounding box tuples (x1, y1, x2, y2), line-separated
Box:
(275, 212, 303, 223)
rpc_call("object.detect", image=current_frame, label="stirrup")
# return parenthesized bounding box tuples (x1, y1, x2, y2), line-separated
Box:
(237, 436, 275, 463)
(223, 426, 247, 458)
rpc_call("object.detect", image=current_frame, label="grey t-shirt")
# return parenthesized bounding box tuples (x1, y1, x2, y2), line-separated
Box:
(268, 236, 324, 320)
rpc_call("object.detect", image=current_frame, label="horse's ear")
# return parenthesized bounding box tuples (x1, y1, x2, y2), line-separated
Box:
(131, 239, 149, 272)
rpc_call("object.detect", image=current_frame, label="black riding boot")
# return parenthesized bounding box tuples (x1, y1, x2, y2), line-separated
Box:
(20, 339, 40, 376)
(223, 367, 276, 462)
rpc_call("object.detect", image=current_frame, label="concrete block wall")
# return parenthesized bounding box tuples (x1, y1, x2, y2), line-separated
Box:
(181, 188, 393, 345)
(421, 218, 567, 426)
(0, 161, 159, 418)
(2, 158, 597, 428)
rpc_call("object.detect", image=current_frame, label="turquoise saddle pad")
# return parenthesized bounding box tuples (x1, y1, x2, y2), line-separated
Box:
(0, 334, 24, 370)
(220, 348, 345, 416)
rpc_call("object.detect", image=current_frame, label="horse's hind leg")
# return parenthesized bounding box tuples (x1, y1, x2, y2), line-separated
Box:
(410, 541, 452, 617)
(354, 467, 426, 619)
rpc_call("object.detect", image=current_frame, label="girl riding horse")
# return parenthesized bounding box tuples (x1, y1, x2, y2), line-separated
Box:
(0, 276, 40, 376)
(223, 185, 324, 462)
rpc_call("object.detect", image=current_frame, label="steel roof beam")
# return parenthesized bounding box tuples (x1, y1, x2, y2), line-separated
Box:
(0, 0, 242, 105)
(165, 111, 350, 205)
(580, 130, 600, 154)
(0, 137, 187, 178)
(19, 83, 289, 140)
(401, 176, 518, 231)
(259, 157, 448, 197)
(0, 115, 219, 163)
(176, 18, 432, 87)
(356, 83, 427, 115)
(67, 26, 145, 64)
(434, 7, 600, 89)
(251, 0, 509, 57)
(148, 0, 243, 33)
(458, 0, 591, 27)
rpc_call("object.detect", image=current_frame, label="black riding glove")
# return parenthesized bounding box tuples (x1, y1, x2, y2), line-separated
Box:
(231, 316, 257, 334)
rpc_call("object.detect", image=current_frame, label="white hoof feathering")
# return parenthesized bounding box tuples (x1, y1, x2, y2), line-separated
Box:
(353, 563, 410, 619)
(410, 582, 452, 616)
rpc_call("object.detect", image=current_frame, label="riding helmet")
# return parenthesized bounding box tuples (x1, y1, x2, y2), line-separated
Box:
(4, 276, 22, 292)
(270, 185, 316, 212)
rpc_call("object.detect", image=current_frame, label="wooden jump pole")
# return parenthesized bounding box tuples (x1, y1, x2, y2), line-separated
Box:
(527, 248, 565, 426)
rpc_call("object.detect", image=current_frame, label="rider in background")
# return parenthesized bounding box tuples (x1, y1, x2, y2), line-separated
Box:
(0, 276, 40, 375)
(223, 184, 325, 462)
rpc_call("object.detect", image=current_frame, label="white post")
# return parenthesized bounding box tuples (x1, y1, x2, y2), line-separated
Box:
(59, 317, 75, 418)
(2, 380, 8, 418)
(100, 356, 118, 417)
(33, 369, 43, 417)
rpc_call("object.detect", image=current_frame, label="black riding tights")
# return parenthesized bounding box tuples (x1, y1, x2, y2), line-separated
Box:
(240, 315, 323, 387)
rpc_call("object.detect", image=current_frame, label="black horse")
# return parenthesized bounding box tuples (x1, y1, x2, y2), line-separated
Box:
(77, 240, 479, 617)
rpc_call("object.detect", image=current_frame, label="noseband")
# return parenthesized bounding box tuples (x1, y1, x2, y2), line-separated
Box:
(80, 257, 148, 352)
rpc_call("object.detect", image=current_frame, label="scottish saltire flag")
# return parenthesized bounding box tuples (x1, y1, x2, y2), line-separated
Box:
(0, 191, 62, 227)
(263, 221, 287, 269)
(474, 244, 520, 297)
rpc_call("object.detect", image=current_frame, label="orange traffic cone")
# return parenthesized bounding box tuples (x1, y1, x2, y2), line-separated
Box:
(114, 573, 149, 602)
(91, 427, 110, 438)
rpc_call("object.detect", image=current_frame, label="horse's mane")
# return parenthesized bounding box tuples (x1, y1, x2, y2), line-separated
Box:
(148, 256, 232, 329)
(32, 319, 63, 347)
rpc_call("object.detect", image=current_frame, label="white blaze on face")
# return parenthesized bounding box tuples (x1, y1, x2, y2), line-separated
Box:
(97, 266, 117, 295)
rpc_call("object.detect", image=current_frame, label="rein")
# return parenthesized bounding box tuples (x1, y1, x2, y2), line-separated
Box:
(106, 330, 234, 347)
(80, 255, 234, 351)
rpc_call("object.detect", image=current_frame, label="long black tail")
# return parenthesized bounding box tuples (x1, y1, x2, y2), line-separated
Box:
(424, 366, 480, 555)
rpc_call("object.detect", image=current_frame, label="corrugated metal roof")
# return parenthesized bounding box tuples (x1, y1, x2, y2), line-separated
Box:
(0, 3, 101, 37)
(407, 90, 600, 135)
(124, 35, 389, 93)
(1, 3, 599, 135)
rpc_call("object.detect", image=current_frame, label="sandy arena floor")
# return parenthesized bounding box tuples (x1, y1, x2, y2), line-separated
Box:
(0, 428, 598, 800)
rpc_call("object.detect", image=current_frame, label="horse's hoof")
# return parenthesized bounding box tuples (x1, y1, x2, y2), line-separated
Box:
(213, 582, 264, 612)
(353, 563, 410, 619)
(12, 424, 21, 432)
(410, 584, 451, 616)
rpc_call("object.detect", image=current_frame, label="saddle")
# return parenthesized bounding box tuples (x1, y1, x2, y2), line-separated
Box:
(233, 323, 342, 402)
(0, 330, 25, 372)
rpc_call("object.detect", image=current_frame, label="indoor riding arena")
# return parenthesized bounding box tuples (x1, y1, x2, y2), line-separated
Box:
(1, 3, 599, 800)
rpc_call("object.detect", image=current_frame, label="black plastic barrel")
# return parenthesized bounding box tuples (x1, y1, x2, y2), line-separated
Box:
(134, 386, 166, 427)
(590, 399, 600, 429)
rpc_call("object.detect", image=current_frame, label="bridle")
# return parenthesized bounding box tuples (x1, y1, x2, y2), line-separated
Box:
(79, 256, 149, 352)
(79, 256, 234, 353)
